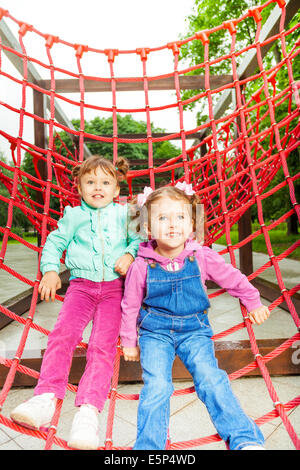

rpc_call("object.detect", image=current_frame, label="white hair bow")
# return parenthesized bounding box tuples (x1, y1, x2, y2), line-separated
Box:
(137, 186, 153, 207)
(175, 181, 195, 195)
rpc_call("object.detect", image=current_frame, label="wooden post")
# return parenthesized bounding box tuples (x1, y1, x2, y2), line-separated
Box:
(232, 89, 254, 276)
(33, 89, 47, 248)
(238, 208, 253, 276)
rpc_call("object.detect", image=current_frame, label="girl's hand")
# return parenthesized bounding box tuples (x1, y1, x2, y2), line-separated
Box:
(122, 346, 140, 362)
(114, 253, 134, 276)
(38, 271, 62, 302)
(248, 306, 270, 325)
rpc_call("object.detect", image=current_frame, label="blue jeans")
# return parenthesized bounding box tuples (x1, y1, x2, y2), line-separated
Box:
(134, 320, 265, 450)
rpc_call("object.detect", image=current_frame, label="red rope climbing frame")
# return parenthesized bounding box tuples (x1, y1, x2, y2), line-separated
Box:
(0, 0, 299, 450)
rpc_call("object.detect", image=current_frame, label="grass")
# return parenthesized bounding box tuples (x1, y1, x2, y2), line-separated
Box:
(0, 233, 38, 246)
(217, 224, 300, 261)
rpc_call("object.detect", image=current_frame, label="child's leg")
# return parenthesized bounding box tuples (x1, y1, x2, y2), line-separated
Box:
(34, 279, 96, 399)
(74, 278, 124, 411)
(134, 330, 175, 450)
(176, 331, 265, 450)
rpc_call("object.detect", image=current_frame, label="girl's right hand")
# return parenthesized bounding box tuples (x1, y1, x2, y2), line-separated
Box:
(38, 271, 62, 302)
(122, 346, 140, 362)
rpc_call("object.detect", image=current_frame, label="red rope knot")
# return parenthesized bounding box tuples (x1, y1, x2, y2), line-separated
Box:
(136, 48, 150, 61)
(167, 42, 180, 55)
(249, 8, 262, 24)
(45, 35, 59, 49)
(223, 20, 237, 35)
(195, 31, 209, 45)
(0, 8, 8, 20)
(10, 142, 17, 152)
(252, 89, 262, 104)
(18, 22, 33, 37)
(267, 71, 277, 86)
(275, 0, 286, 8)
(104, 49, 119, 63)
(273, 400, 283, 409)
(74, 44, 88, 58)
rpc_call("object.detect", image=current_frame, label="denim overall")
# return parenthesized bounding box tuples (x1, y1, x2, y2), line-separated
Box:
(134, 255, 264, 450)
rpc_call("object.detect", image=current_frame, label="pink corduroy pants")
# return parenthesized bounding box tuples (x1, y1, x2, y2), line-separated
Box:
(34, 277, 124, 411)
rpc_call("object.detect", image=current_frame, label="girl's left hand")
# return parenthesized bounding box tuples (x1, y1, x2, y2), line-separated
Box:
(122, 346, 140, 362)
(114, 253, 134, 276)
(248, 306, 270, 325)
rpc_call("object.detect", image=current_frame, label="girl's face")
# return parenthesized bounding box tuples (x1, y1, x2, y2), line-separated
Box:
(78, 167, 119, 208)
(148, 197, 193, 251)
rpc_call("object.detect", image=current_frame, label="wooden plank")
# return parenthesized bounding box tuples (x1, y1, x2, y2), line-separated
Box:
(37, 75, 233, 94)
(0, 270, 70, 331)
(1, 338, 299, 387)
(77, 132, 203, 142)
(0, 288, 35, 330)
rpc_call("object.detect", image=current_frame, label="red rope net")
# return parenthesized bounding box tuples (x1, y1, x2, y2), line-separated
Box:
(0, 0, 299, 450)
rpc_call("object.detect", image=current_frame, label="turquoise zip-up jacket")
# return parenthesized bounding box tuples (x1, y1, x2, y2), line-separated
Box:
(40, 200, 142, 282)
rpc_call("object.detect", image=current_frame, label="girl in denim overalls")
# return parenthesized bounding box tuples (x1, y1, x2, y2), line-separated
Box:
(11, 155, 141, 450)
(120, 185, 270, 450)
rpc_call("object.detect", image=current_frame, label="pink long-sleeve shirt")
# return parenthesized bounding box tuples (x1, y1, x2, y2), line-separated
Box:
(120, 240, 262, 347)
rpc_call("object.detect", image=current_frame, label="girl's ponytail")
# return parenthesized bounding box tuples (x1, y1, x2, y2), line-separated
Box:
(115, 157, 129, 182)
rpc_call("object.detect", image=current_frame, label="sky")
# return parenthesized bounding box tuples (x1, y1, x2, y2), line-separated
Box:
(0, 0, 198, 160)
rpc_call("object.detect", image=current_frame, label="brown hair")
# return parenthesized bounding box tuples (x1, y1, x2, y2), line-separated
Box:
(71, 155, 129, 187)
(129, 185, 206, 242)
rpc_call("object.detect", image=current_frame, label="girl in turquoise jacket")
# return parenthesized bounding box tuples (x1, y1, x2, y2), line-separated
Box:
(11, 155, 141, 450)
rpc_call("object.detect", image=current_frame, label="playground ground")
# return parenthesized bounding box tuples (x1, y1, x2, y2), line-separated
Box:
(0, 243, 299, 450)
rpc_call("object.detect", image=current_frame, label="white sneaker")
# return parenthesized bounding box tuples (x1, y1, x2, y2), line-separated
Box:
(67, 405, 100, 450)
(241, 445, 265, 450)
(10, 393, 56, 431)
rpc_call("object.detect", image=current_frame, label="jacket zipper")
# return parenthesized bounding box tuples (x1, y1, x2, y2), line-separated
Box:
(98, 210, 105, 281)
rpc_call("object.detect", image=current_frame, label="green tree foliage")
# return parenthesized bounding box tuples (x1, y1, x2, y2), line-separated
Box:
(68, 114, 181, 163)
(0, 154, 31, 238)
(12, 114, 182, 226)
(179, 0, 299, 233)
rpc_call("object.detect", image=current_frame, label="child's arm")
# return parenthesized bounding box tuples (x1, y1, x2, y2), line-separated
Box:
(39, 206, 75, 301)
(120, 259, 146, 356)
(114, 253, 134, 277)
(40, 206, 75, 275)
(203, 246, 270, 322)
(114, 205, 144, 276)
